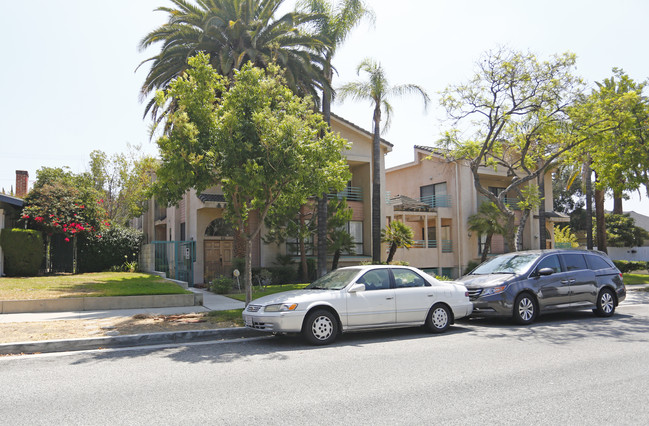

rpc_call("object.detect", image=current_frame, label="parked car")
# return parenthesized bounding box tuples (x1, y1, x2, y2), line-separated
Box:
(457, 249, 626, 324)
(243, 265, 473, 345)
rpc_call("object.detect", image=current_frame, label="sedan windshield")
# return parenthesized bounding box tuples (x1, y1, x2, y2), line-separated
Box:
(471, 253, 539, 275)
(306, 268, 360, 290)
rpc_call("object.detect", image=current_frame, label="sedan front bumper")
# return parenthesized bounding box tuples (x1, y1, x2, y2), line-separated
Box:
(242, 310, 306, 333)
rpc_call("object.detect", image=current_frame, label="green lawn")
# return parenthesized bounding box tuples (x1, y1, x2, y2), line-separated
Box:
(0, 272, 192, 300)
(624, 273, 649, 286)
(227, 283, 309, 302)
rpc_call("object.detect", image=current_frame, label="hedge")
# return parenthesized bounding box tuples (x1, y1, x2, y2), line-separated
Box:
(78, 226, 144, 272)
(0, 228, 43, 276)
(613, 260, 649, 274)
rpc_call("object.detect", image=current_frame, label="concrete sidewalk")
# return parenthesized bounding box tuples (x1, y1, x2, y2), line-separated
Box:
(0, 288, 245, 324)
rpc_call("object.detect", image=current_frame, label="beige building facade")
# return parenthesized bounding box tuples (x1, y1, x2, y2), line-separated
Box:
(385, 146, 566, 278)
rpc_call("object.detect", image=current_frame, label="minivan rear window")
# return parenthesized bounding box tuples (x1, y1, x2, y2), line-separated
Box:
(586, 254, 614, 270)
(562, 254, 587, 271)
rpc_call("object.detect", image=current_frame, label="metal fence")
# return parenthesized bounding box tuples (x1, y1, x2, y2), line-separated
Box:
(141, 241, 196, 286)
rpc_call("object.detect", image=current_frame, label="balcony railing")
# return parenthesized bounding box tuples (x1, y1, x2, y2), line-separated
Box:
(411, 240, 453, 253)
(328, 186, 362, 202)
(478, 195, 521, 210)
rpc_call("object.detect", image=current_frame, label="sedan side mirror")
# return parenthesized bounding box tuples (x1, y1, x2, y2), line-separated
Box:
(538, 267, 555, 276)
(348, 283, 366, 293)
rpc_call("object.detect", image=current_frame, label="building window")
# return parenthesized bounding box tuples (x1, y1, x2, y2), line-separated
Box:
(348, 221, 364, 254)
(287, 236, 314, 256)
(205, 218, 233, 237)
(420, 182, 448, 207)
(180, 222, 186, 241)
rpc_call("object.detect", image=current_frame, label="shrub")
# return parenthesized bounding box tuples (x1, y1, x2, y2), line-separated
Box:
(613, 260, 648, 274)
(78, 226, 144, 272)
(0, 228, 43, 276)
(210, 276, 234, 294)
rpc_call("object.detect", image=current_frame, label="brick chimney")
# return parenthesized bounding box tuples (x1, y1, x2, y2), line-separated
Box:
(15, 170, 29, 198)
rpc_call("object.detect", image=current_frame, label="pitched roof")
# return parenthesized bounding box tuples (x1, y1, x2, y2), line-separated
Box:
(0, 193, 24, 207)
(389, 194, 432, 212)
(198, 193, 226, 203)
(331, 113, 393, 148)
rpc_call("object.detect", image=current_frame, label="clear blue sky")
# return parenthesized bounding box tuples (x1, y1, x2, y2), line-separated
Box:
(1, 0, 647, 214)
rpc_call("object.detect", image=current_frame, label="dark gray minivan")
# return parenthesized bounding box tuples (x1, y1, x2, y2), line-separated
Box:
(456, 249, 626, 324)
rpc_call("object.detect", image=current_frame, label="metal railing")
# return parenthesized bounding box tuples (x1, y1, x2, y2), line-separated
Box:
(328, 186, 363, 202)
(150, 240, 196, 286)
(478, 195, 522, 210)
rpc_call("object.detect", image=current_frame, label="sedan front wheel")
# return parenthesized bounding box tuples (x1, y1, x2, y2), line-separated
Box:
(513, 293, 537, 325)
(302, 309, 338, 345)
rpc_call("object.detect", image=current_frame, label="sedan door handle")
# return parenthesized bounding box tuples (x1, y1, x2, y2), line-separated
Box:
(570, 279, 576, 283)
(386, 296, 394, 300)
(428, 294, 435, 297)
(561, 280, 570, 284)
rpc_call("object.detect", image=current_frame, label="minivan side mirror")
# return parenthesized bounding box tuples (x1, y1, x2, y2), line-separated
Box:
(538, 267, 555, 276)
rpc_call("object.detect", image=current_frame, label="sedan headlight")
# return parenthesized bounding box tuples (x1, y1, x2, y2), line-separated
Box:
(264, 303, 298, 312)
(481, 285, 508, 297)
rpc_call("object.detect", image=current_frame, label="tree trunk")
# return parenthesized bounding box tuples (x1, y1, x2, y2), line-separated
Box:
(332, 249, 341, 271)
(504, 214, 516, 253)
(584, 158, 594, 250)
(386, 243, 396, 264)
(595, 187, 607, 253)
(371, 107, 382, 263)
(244, 237, 253, 305)
(317, 63, 333, 277)
(298, 207, 308, 282)
(515, 209, 531, 251)
(538, 172, 546, 250)
(481, 233, 492, 263)
(613, 190, 623, 214)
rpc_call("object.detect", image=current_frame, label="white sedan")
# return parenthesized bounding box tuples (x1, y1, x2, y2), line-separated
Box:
(243, 265, 472, 345)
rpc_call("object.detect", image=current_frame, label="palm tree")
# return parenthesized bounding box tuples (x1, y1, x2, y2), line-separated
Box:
(138, 0, 329, 120)
(381, 221, 414, 264)
(338, 58, 429, 262)
(468, 202, 507, 263)
(298, 0, 374, 277)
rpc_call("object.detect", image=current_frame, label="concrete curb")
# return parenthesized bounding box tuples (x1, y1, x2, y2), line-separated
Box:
(0, 293, 203, 314)
(0, 327, 266, 355)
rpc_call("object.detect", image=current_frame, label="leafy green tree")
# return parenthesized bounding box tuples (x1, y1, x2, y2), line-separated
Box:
(439, 48, 619, 251)
(381, 221, 414, 264)
(297, 0, 373, 277)
(138, 0, 328, 120)
(88, 147, 158, 226)
(599, 213, 649, 248)
(468, 202, 507, 263)
(338, 58, 429, 262)
(153, 54, 350, 303)
(326, 198, 355, 270)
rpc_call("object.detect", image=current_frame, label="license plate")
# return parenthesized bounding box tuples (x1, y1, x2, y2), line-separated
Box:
(244, 315, 253, 327)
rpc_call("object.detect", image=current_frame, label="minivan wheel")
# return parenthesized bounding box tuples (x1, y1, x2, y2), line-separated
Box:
(302, 309, 338, 345)
(594, 288, 616, 317)
(513, 293, 537, 325)
(425, 303, 451, 333)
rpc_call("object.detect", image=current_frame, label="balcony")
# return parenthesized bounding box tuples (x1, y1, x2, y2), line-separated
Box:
(328, 186, 362, 202)
(478, 195, 521, 210)
(411, 240, 453, 253)
(386, 192, 452, 209)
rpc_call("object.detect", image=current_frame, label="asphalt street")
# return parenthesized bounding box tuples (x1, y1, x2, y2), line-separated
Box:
(2, 302, 648, 425)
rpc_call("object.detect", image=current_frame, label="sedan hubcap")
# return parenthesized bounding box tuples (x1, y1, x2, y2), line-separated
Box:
(601, 292, 614, 313)
(518, 298, 534, 321)
(432, 308, 448, 329)
(311, 316, 333, 340)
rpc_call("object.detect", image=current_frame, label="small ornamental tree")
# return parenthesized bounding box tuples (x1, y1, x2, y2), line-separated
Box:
(381, 221, 414, 264)
(21, 167, 108, 273)
(153, 54, 350, 304)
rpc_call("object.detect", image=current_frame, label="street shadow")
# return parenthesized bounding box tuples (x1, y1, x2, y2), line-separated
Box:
(68, 323, 473, 366)
(458, 310, 649, 345)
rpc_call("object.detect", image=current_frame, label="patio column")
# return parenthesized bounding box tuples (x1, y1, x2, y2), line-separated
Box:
(436, 215, 442, 273)
(0, 208, 4, 276)
(423, 216, 429, 248)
